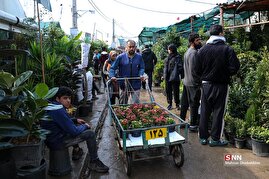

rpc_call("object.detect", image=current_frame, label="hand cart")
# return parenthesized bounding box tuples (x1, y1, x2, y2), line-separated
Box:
(106, 77, 188, 176)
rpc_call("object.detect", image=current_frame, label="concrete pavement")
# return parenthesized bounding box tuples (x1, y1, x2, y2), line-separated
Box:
(46, 86, 269, 179)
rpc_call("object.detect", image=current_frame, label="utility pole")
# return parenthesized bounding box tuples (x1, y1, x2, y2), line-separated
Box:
(112, 19, 115, 43)
(71, 0, 78, 36)
(92, 22, 96, 41)
(111, 19, 116, 49)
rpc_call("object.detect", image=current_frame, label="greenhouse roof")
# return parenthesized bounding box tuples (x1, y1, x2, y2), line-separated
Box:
(138, 27, 167, 45)
(138, 0, 268, 45)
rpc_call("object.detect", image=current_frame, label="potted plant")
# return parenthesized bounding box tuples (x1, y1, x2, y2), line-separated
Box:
(166, 117, 176, 132)
(224, 115, 236, 144)
(248, 126, 269, 157)
(0, 71, 59, 169)
(130, 120, 143, 137)
(234, 119, 247, 149)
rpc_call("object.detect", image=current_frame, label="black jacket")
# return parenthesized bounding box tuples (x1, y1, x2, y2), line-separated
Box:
(164, 53, 183, 82)
(194, 39, 240, 84)
(142, 48, 157, 72)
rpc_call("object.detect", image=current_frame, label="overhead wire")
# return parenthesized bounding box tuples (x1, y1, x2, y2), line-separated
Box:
(87, 0, 135, 37)
(113, 0, 197, 15)
(87, 0, 111, 22)
(185, 0, 216, 6)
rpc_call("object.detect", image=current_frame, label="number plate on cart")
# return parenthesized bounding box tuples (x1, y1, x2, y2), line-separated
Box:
(145, 128, 167, 140)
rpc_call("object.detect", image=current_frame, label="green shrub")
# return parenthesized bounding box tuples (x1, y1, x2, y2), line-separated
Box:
(234, 119, 247, 139)
(248, 126, 269, 143)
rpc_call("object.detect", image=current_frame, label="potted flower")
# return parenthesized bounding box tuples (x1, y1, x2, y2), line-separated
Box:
(248, 126, 269, 157)
(120, 119, 129, 130)
(130, 120, 143, 137)
(166, 117, 176, 132)
(234, 119, 247, 149)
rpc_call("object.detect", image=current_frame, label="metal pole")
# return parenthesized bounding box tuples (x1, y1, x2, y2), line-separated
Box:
(112, 19, 115, 43)
(92, 22, 96, 41)
(72, 0, 77, 29)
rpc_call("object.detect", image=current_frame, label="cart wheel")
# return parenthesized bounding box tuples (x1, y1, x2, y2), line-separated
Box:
(172, 144, 184, 167)
(123, 152, 132, 176)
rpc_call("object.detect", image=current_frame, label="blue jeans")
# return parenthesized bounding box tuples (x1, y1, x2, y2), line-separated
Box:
(64, 129, 98, 161)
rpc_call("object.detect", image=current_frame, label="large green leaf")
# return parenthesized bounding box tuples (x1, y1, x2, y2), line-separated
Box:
(35, 83, 49, 98)
(0, 142, 13, 150)
(13, 71, 33, 88)
(43, 87, 58, 99)
(35, 99, 48, 108)
(0, 128, 28, 137)
(0, 71, 14, 89)
(0, 119, 28, 137)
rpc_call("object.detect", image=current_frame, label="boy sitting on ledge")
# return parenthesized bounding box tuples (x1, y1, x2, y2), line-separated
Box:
(41, 86, 109, 173)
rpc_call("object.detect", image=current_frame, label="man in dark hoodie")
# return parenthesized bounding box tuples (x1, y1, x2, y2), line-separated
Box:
(193, 25, 240, 146)
(41, 86, 109, 173)
(142, 44, 157, 91)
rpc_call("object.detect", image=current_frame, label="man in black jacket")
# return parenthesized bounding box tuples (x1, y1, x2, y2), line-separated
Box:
(142, 44, 157, 91)
(194, 25, 240, 146)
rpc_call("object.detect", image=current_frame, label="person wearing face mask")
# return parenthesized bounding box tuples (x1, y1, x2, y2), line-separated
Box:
(182, 33, 202, 132)
(109, 40, 145, 104)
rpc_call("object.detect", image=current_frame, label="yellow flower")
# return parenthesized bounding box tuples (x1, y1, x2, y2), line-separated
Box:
(153, 105, 160, 109)
(67, 107, 76, 115)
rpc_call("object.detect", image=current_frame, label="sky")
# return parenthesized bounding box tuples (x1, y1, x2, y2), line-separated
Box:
(19, 0, 229, 45)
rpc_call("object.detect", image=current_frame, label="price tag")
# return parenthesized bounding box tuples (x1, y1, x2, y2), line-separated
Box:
(145, 128, 167, 140)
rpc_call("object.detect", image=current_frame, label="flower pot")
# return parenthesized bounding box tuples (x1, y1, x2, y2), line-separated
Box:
(48, 148, 72, 176)
(78, 104, 91, 117)
(227, 133, 235, 145)
(17, 159, 46, 179)
(11, 139, 45, 169)
(86, 101, 93, 112)
(234, 138, 246, 149)
(131, 130, 141, 137)
(245, 137, 252, 150)
(0, 149, 17, 179)
(168, 126, 175, 132)
(251, 138, 269, 157)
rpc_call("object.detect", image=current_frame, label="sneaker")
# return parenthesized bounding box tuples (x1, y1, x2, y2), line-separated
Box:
(92, 96, 99, 100)
(209, 139, 228, 147)
(189, 125, 198, 132)
(72, 147, 83, 160)
(167, 104, 172, 110)
(176, 104, 181, 110)
(88, 158, 109, 173)
(199, 138, 208, 145)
